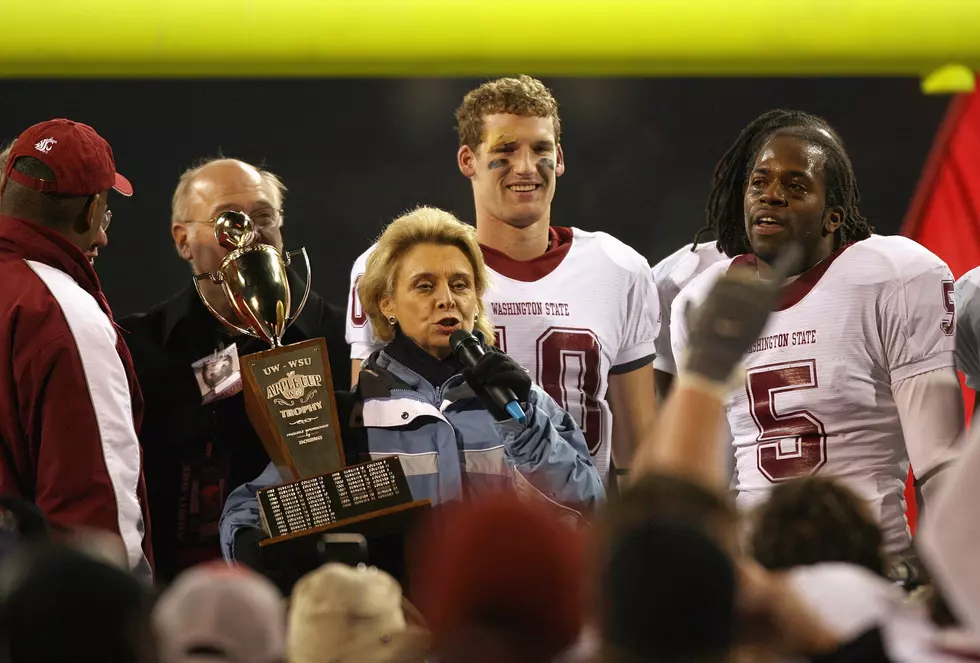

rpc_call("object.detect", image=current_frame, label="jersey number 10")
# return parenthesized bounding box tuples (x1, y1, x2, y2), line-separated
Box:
(495, 326, 603, 455)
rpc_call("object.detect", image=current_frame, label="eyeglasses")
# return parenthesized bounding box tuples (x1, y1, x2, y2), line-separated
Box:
(100, 209, 112, 232)
(191, 208, 283, 230)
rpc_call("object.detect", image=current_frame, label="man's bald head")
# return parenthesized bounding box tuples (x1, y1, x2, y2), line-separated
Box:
(171, 158, 285, 226)
(170, 158, 288, 320)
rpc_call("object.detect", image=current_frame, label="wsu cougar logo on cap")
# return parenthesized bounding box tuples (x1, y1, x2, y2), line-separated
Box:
(34, 138, 58, 154)
(5, 119, 133, 197)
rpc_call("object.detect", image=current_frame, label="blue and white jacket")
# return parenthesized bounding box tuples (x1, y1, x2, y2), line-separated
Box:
(219, 346, 605, 559)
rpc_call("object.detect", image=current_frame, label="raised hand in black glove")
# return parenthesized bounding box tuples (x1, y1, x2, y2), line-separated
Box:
(682, 243, 805, 385)
(463, 348, 533, 422)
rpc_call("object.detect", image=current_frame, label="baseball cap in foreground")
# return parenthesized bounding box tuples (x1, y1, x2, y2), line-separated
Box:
(153, 562, 286, 663)
(3, 119, 133, 197)
(288, 562, 430, 663)
(412, 495, 586, 663)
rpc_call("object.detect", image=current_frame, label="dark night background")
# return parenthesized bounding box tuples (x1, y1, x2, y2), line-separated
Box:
(0, 78, 949, 316)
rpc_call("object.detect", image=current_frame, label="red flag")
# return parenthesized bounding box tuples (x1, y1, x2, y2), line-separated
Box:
(900, 90, 980, 532)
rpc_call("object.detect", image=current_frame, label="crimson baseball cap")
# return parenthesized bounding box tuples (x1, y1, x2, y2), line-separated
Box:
(3, 119, 132, 197)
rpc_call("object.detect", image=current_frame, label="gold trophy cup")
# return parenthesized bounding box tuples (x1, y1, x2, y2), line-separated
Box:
(194, 210, 310, 348)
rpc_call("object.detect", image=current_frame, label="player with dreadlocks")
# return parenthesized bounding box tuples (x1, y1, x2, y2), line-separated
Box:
(696, 109, 872, 260)
(652, 111, 870, 400)
(670, 109, 964, 569)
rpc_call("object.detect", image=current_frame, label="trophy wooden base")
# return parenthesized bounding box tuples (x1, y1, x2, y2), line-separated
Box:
(259, 499, 432, 548)
(256, 457, 419, 537)
(253, 456, 430, 593)
(258, 500, 431, 594)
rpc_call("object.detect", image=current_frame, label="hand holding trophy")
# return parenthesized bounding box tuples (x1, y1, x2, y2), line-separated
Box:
(193, 212, 424, 551)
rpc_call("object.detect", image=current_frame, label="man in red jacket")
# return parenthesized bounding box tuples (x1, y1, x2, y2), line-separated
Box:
(0, 119, 152, 581)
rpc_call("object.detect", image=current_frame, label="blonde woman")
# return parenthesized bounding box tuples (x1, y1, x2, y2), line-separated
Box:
(220, 207, 603, 563)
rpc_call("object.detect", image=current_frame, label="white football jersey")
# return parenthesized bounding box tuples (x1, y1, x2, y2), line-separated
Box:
(345, 227, 661, 479)
(650, 241, 727, 376)
(671, 235, 956, 554)
(954, 266, 980, 390)
(790, 564, 979, 663)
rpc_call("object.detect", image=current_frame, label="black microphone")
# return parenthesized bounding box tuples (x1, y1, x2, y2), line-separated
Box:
(450, 330, 527, 424)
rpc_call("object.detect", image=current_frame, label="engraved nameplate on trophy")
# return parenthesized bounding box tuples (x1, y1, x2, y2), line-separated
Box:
(256, 457, 413, 538)
(241, 338, 345, 480)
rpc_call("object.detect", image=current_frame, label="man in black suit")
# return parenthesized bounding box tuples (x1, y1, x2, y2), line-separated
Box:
(121, 158, 350, 582)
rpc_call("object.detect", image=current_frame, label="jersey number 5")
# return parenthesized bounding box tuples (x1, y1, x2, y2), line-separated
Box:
(942, 280, 954, 336)
(495, 326, 603, 455)
(746, 359, 828, 482)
